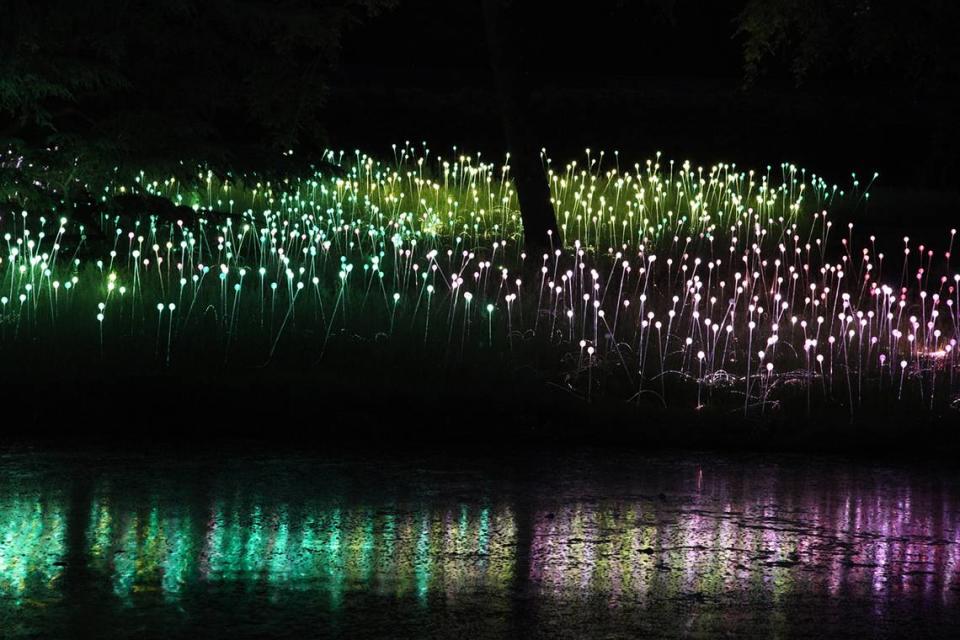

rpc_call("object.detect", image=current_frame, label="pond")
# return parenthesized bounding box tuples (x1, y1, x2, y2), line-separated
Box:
(1, 449, 958, 638)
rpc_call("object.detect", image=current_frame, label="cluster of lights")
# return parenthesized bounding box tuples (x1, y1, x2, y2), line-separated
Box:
(1, 144, 955, 416)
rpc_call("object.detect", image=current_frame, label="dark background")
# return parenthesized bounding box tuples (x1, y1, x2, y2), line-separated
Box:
(329, 0, 956, 190)
(2, 0, 958, 191)
(332, 3, 846, 177)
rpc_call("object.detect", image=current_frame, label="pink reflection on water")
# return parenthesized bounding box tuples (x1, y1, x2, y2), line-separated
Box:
(529, 467, 960, 610)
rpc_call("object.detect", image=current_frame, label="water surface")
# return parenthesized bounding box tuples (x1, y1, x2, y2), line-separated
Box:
(1, 450, 958, 638)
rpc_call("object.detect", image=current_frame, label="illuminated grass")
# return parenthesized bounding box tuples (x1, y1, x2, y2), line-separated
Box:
(1, 144, 956, 421)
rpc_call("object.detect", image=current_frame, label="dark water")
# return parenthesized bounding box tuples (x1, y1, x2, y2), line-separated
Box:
(1, 450, 959, 639)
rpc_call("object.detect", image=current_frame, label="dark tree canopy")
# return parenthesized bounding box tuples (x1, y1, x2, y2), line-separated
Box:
(739, 0, 960, 95)
(738, 0, 960, 183)
(0, 0, 394, 165)
(1, 0, 957, 202)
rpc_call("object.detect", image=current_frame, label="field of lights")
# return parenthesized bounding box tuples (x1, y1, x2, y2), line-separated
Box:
(1, 145, 958, 421)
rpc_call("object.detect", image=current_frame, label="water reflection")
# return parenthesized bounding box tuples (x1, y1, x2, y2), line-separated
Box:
(530, 495, 960, 606)
(1, 454, 959, 637)
(83, 495, 516, 607)
(0, 492, 66, 604)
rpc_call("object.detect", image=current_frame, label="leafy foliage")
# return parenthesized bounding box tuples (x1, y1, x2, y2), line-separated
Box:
(737, 0, 960, 95)
(737, 0, 960, 184)
(0, 0, 395, 163)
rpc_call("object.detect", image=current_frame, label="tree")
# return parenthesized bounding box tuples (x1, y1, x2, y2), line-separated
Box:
(480, 0, 560, 254)
(737, 0, 960, 184)
(477, 0, 693, 253)
(0, 0, 396, 168)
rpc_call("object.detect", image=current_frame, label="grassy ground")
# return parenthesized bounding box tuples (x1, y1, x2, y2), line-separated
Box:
(1, 145, 958, 449)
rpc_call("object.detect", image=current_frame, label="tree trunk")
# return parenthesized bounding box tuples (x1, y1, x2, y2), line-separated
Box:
(481, 0, 560, 254)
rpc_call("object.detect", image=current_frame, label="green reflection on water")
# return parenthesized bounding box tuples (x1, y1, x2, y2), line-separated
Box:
(79, 498, 515, 609)
(162, 513, 196, 601)
(0, 495, 66, 604)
